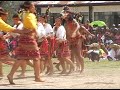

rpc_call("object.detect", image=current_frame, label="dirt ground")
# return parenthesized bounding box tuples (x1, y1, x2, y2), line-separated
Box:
(0, 65, 120, 89)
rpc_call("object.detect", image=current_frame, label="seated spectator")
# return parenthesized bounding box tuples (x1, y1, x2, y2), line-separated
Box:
(114, 31, 120, 45)
(107, 44, 120, 61)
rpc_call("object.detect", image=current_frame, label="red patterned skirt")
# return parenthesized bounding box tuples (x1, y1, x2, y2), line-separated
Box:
(0, 38, 9, 58)
(38, 38, 49, 58)
(14, 33, 40, 60)
(47, 37, 55, 57)
(55, 41, 71, 58)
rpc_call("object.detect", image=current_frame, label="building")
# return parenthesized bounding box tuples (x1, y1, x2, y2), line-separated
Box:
(34, 1, 120, 28)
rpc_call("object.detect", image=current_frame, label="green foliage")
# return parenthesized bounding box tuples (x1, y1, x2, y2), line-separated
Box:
(0, 1, 24, 25)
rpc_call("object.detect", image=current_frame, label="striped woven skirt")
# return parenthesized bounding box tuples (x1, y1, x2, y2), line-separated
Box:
(0, 38, 9, 58)
(14, 33, 41, 60)
(55, 41, 71, 58)
(47, 37, 55, 57)
(38, 38, 49, 58)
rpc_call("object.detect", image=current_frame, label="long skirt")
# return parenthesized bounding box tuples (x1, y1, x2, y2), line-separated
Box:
(14, 33, 40, 60)
(55, 41, 71, 58)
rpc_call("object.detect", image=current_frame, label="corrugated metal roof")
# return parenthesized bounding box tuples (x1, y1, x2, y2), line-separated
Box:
(34, 1, 83, 5)
(34, 1, 120, 5)
(34, 1, 120, 7)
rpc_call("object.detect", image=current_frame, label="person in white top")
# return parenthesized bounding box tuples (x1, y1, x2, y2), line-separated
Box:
(54, 25, 66, 41)
(5, 14, 23, 51)
(107, 44, 120, 61)
(37, 22, 46, 43)
(37, 15, 54, 75)
(53, 17, 74, 74)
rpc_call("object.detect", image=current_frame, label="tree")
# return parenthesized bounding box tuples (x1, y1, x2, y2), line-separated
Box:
(0, 1, 24, 25)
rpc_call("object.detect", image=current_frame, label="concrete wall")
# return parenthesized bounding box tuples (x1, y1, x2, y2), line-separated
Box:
(93, 5, 120, 12)
(41, 6, 89, 13)
(40, 5, 120, 13)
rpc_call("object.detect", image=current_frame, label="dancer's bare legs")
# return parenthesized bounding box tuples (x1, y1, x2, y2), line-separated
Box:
(26, 60, 33, 67)
(72, 40, 84, 73)
(47, 57, 54, 76)
(7, 59, 44, 84)
(59, 57, 67, 74)
(63, 57, 75, 74)
(40, 59, 45, 74)
(0, 61, 3, 77)
(7, 60, 23, 84)
(18, 60, 27, 77)
(33, 59, 44, 82)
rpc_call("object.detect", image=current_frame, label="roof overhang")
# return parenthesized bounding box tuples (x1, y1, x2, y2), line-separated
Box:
(34, 1, 120, 7)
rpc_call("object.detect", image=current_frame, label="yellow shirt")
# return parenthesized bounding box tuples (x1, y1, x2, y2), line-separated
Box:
(0, 17, 15, 32)
(23, 11, 37, 30)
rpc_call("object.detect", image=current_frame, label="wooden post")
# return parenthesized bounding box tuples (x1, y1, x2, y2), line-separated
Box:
(89, 5, 93, 23)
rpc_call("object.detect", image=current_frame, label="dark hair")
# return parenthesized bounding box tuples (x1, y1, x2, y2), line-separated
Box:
(55, 17, 62, 21)
(20, 1, 32, 11)
(38, 15, 47, 23)
(67, 14, 74, 21)
(39, 15, 46, 19)
(63, 6, 70, 11)
(12, 14, 20, 18)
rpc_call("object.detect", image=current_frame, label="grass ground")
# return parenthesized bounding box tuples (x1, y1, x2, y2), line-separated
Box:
(1, 58, 120, 89)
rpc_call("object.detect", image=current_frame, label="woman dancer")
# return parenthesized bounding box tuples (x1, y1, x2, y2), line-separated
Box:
(0, 8, 17, 77)
(7, 1, 44, 84)
(11, 14, 33, 77)
(38, 15, 54, 75)
(53, 17, 75, 74)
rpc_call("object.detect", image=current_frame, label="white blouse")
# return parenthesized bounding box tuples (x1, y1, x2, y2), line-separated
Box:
(53, 25, 66, 41)
(8, 22, 23, 38)
(37, 22, 46, 39)
(44, 23, 54, 36)
(13, 22, 23, 30)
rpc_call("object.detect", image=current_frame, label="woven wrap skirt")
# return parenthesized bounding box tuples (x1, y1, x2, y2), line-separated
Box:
(0, 38, 9, 58)
(55, 41, 71, 58)
(38, 38, 49, 58)
(47, 37, 55, 57)
(14, 32, 41, 60)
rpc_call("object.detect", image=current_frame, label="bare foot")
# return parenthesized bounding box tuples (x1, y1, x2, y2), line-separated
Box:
(7, 75, 15, 85)
(47, 72, 54, 76)
(45, 67, 50, 74)
(79, 69, 84, 74)
(55, 64, 61, 71)
(35, 78, 45, 82)
(17, 74, 25, 78)
(66, 71, 72, 75)
(59, 71, 67, 74)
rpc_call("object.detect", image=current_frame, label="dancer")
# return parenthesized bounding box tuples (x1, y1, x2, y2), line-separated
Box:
(53, 17, 75, 74)
(37, 17, 49, 74)
(61, 6, 94, 73)
(12, 14, 33, 77)
(38, 15, 54, 75)
(7, 1, 44, 85)
(0, 7, 17, 77)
